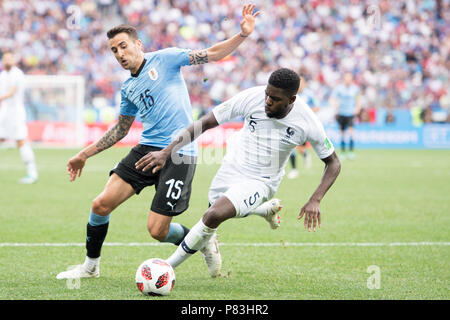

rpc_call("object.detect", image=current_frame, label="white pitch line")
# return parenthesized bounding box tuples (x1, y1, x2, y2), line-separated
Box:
(0, 242, 449, 247)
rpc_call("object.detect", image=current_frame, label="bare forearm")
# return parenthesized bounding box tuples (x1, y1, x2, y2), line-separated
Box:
(309, 153, 341, 202)
(164, 113, 218, 156)
(189, 4, 258, 64)
(77, 125, 125, 159)
(207, 32, 248, 62)
(162, 128, 194, 158)
(79, 115, 134, 159)
(189, 33, 247, 65)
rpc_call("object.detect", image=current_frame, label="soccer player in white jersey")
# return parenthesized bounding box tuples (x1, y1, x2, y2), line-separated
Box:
(135, 68, 341, 277)
(0, 51, 38, 184)
(329, 72, 361, 160)
(56, 4, 260, 280)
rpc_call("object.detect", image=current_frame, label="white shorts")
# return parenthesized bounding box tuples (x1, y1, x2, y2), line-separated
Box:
(208, 163, 276, 218)
(0, 108, 27, 141)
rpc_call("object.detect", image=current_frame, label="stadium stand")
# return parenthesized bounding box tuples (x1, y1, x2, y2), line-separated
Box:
(0, 0, 448, 125)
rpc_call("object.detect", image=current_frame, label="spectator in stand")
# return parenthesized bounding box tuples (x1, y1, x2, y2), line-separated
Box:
(0, 0, 447, 123)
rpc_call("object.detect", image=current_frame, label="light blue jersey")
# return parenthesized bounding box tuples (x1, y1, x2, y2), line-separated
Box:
(119, 47, 197, 156)
(331, 84, 360, 116)
(298, 87, 319, 109)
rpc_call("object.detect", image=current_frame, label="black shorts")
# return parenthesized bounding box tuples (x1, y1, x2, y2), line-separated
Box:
(336, 115, 354, 131)
(110, 144, 197, 216)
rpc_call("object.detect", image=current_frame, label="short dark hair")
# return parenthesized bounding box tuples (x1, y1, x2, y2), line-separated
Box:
(107, 24, 138, 40)
(268, 68, 301, 97)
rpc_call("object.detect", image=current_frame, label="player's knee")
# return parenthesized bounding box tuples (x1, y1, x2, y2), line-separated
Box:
(91, 197, 112, 216)
(147, 223, 168, 242)
(203, 207, 226, 229)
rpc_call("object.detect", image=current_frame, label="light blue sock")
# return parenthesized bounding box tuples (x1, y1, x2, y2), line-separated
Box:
(88, 210, 110, 226)
(163, 223, 188, 245)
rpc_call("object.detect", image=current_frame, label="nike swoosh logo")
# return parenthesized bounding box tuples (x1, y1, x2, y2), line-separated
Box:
(249, 114, 261, 120)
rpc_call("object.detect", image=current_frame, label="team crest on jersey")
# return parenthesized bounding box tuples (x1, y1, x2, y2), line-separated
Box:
(148, 68, 158, 80)
(285, 127, 295, 138)
(281, 127, 295, 144)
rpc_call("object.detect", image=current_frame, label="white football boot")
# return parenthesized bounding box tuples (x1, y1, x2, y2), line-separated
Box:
(263, 198, 282, 229)
(287, 169, 299, 179)
(19, 175, 38, 184)
(200, 233, 222, 278)
(56, 264, 99, 279)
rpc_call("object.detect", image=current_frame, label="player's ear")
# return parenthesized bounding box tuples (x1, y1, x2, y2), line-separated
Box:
(298, 76, 306, 94)
(289, 95, 296, 105)
(135, 39, 143, 50)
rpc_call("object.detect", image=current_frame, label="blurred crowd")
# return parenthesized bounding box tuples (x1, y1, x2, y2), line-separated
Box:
(0, 0, 449, 125)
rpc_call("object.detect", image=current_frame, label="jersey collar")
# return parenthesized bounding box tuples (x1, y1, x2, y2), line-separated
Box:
(131, 58, 147, 77)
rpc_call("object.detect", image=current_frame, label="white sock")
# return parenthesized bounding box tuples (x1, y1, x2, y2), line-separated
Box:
(19, 144, 38, 178)
(247, 200, 272, 217)
(166, 219, 216, 269)
(83, 256, 100, 271)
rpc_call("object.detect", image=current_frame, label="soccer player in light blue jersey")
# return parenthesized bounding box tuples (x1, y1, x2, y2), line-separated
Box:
(329, 72, 361, 160)
(57, 4, 260, 280)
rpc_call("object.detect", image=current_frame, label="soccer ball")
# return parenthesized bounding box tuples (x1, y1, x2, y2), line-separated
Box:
(135, 258, 175, 296)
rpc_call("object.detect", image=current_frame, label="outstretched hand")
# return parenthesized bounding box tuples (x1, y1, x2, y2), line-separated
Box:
(67, 153, 87, 182)
(298, 199, 322, 232)
(240, 4, 260, 36)
(135, 150, 169, 174)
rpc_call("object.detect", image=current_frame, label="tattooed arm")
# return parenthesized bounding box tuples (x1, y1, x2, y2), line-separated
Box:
(87, 115, 135, 156)
(188, 4, 260, 65)
(67, 115, 135, 181)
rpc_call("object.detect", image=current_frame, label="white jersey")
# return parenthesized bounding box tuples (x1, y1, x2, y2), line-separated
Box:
(212, 86, 334, 190)
(0, 66, 26, 119)
(0, 66, 27, 140)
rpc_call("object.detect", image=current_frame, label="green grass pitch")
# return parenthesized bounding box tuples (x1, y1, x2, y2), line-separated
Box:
(0, 147, 449, 300)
